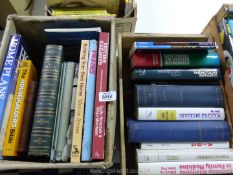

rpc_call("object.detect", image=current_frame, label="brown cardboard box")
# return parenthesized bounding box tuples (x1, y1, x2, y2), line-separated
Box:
(0, 15, 117, 170)
(118, 33, 233, 175)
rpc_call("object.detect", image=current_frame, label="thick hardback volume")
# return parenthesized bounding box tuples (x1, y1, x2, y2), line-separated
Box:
(28, 45, 63, 157)
(53, 62, 75, 161)
(71, 40, 89, 163)
(131, 68, 221, 81)
(140, 141, 230, 150)
(92, 32, 109, 160)
(129, 41, 217, 57)
(127, 119, 230, 143)
(138, 161, 233, 175)
(135, 84, 224, 107)
(17, 81, 37, 155)
(82, 40, 98, 161)
(2, 60, 36, 156)
(131, 52, 220, 69)
(136, 149, 233, 162)
(137, 107, 225, 120)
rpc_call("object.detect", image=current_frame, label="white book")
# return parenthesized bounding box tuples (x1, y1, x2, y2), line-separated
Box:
(140, 141, 230, 150)
(136, 149, 233, 163)
(138, 161, 233, 175)
(137, 107, 225, 120)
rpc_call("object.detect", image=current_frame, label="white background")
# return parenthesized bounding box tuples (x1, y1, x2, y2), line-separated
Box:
(135, 0, 233, 34)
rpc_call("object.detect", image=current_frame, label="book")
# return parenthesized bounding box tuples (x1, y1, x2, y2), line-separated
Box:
(127, 119, 230, 143)
(136, 149, 233, 162)
(2, 60, 37, 157)
(28, 45, 63, 157)
(138, 161, 233, 175)
(131, 68, 221, 81)
(135, 84, 224, 107)
(136, 107, 225, 120)
(82, 40, 98, 161)
(140, 141, 230, 150)
(71, 40, 89, 163)
(129, 41, 217, 57)
(92, 32, 110, 160)
(131, 52, 220, 69)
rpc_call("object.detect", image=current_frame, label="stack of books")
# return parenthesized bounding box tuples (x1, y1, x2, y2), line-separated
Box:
(0, 29, 110, 163)
(127, 41, 233, 174)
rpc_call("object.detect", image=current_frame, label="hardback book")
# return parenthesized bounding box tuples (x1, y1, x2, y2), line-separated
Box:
(92, 32, 110, 160)
(28, 45, 63, 157)
(71, 40, 89, 163)
(138, 161, 233, 175)
(131, 68, 221, 81)
(131, 52, 220, 69)
(140, 141, 230, 150)
(129, 41, 217, 58)
(135, 84, 224, 107)
(51, 62, 75, 162)
(2, 60, 37, 157)
(136, 148, 233, 162)
(82, 40, 98, 161)
(127, 119, 230, 143)
(136, 107, 225, 120)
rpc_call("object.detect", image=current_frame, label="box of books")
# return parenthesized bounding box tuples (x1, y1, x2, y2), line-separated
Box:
(118, 33, 233, 175)
(0, 15, 117, 170)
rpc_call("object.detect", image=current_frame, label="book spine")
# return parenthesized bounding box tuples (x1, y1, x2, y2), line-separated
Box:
(82, 40, 98, 161)
(137, 107, 225, 120)
(127, 120, 230, 143)
(55, 62, 75, 161)
(138, 161, 233, 175)
(131, 68, 221, 81)
(131, 52, 220, 68)
(28, 45, 63, 157)
(71, 40, 89, 163)
(135, 84, 224, 107)
(92, 32, 109, 160)
(136, 149, 233, 162)
(2, 60, 36, 156)
(140, 141, 230, 150)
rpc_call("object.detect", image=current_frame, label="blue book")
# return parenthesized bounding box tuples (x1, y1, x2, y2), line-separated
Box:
(81, 40, 98, 161)
(131, 68, 221, 81)
(127, 119, 230, 143)
(0, 34, 29, 128)
(135, 84, 224, 107)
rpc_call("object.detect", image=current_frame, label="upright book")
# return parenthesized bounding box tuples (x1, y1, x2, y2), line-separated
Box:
(28, 45, 63, 157)
(92, 32, 110, 160)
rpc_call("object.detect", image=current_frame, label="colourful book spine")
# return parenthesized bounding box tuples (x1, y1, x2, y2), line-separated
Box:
(138, 161, 233, 174)
(2, 60, 36, 157)
(127, 119, 230, 143)
(140, 142, 230, 150)
(131, 52, 220, 69)
(137, 107, 225, 120)
(136, 149, 233, 162)
(135, 84, 224, 107)
(82, 40, 98, 161)
(131, 68, 221, 81)
(92, 32, 109, 160)
(71, 40, 89, 163)
(28, 45, 63, 157)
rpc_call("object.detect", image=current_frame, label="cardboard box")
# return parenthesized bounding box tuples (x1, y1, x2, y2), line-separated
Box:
(0, 15, 117, 170)
(118, 33, 233, 175)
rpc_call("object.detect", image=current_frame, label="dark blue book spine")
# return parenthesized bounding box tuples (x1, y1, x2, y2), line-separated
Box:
(127, 119, 230, 143)
(131, 68, 221, 81)
(135, 84, 224, 107)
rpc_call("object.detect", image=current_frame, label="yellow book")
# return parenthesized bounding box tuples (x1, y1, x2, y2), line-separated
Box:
(2, 60, 36, 157)
(71, 40, 89, 162)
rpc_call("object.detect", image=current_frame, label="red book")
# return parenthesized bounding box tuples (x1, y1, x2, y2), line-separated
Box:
(92, 32, 109, 160)
(131, 52, 161, 69)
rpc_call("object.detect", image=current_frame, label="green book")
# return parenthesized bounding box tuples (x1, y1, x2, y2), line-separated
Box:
(28, 45, 63, 157)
